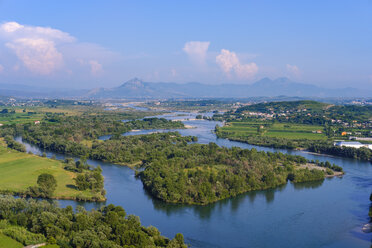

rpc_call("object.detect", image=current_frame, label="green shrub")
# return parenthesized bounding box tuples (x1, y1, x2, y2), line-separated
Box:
(2, 226, 45, 246)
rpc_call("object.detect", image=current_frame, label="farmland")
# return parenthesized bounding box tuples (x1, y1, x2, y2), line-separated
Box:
(0, 106, 83, 125)
(220, 121, 328, 140)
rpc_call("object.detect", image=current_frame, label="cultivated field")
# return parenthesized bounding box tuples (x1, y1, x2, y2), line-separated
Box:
(221, 121, 328, 140)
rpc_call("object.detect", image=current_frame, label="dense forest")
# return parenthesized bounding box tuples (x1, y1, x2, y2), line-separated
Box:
(137, 139, 339, 204)
(0, 114, 184, 157)
(308, 143, 372, 161)
(0, 196, 186, 248)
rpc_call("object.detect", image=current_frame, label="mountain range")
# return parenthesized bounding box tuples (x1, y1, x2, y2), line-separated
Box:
(84, 77, 372, 99)
(1, 77, 371, 99)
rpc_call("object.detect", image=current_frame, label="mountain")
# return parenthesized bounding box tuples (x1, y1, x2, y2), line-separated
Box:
(85, 77, 372, 99)
(1, 77, 371, 99)
(0, 83, 85, 98)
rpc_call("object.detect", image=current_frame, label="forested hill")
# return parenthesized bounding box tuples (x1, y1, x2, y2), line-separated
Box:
(236, 100, 330, 114)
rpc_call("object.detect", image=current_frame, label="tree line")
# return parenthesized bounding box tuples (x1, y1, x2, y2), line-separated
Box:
(0, 196, 186, 248)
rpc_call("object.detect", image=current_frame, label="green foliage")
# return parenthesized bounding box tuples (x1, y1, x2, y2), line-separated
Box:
(75, 167, 105, 194)
(12, 115, 185, 157)
(135, 136, 326, 204)
(236, 100, 328, 114)
(27, 173, 57, 198)
(3, 135, 26, 152)
(0, 196, 185, 248)
(37, 173, 57, 195)
(90, 132, 194, 165)
(1, 226, 45, 246)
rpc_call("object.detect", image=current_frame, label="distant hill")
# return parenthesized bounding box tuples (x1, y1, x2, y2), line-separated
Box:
(0, 83, 85, 98)
(1, 77, 371, 99)
(84, 77, 372, 99)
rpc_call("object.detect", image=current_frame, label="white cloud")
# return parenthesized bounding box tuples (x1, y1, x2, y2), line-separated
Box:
(1, 22, 23, 33)
(0, 64, 3, 73)
(183, 41, 210, 65)
(0, 21, 74, 75)
(286, 64, 301, 78)
(216, 49, 258, 79)
(0, 21, 113, 77)
(88, 60, 103, 76)
(6, 38, 63, 75)
(0, 22, 74, 42)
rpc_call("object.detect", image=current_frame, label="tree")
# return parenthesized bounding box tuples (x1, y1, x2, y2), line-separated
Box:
(37, 173, 57, 197)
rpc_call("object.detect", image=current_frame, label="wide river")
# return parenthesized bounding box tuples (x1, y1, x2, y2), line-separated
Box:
(16, 112, 372, 248)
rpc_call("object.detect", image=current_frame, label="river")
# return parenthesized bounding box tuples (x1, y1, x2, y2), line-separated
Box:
(15, 112, 372, 248)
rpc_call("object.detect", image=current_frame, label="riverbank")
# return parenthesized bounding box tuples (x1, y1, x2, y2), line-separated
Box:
(215, 133, 372, 162)
(298, 163, 344, 178)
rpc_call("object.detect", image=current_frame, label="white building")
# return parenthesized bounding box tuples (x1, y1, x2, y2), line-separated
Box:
(334, 141, 372, 150)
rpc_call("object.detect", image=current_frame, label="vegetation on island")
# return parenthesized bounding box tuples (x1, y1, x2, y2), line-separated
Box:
(136, 135, 342, 204)
(0, 196, 187, 248)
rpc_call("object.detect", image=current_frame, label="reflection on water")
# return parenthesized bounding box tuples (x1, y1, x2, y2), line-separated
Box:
(292, 179, 325, 190)
(14, 111, 372, 248)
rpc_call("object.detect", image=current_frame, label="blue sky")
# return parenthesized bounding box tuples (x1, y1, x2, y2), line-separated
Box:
(0, 0, 371, 89)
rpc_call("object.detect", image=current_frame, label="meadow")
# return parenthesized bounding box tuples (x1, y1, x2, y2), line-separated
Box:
(0, 233, 23, 248)
(0, 139, 104, 201)
(0, 106, 84, 125)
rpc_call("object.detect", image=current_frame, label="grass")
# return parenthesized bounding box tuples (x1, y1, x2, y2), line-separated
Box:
(0, 140, 105, 201)
(0, 233, 23, 248)
(221, 121, 328, 140)
(0, 106, 84, 125)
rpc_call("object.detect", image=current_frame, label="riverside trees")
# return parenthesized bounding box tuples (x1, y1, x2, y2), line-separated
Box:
(0, 196, 186, 248)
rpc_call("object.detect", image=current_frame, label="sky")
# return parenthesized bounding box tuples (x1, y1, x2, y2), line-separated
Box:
(0, 0, 371, 89)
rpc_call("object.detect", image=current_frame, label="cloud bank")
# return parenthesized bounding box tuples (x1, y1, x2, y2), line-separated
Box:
(0, 21, 113, 77)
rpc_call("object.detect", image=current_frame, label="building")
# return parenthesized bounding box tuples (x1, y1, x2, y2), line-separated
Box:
(334, 141, 372, 150)
(34, 121, 40, 124)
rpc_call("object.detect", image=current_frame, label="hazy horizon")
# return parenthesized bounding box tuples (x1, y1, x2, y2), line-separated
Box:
(0, 1, 371, 90)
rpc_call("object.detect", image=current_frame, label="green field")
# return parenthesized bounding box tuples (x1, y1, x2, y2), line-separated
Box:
(0, 106, 85, 125)
(0, 140, 104, 201)
(221, 121, 328, 140)
(0, 233, 23, 248)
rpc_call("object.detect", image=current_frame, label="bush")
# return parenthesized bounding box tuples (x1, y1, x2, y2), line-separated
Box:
(2, 226, 45, 246)
(27, 173, 57, 198)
